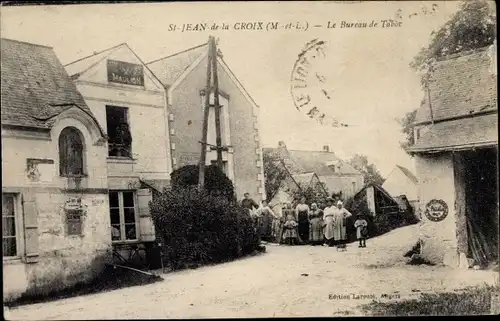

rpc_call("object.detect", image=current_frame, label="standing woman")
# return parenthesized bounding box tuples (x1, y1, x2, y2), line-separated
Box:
(323, 198, 336, 247)
(332, 200, 352, 248)
(309, 203, 324, 246)
(256, 200, 277, 242)
(295, 197, 310, 244)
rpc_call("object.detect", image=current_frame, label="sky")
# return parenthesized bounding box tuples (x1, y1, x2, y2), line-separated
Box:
(0, 1, 461, 177)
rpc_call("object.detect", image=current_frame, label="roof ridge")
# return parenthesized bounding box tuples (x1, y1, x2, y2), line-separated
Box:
(146, 43, 207, 65)
(434, 45, 492, 63)
(1, 37, 52, 49)
(63, 42, 126, 66)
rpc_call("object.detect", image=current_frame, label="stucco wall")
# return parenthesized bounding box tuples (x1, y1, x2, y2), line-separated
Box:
(319, 175, 364, 200)
(71, 44, 172, 181)
(382, 169, 418, 201)
(2, 112, 111, 302)
(169, 56, 263, 201)
(415, 153, 459, 267)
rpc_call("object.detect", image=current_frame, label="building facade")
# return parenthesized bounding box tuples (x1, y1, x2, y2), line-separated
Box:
(407, 44, 498, 268)
(147, 44, 265, 202)
(64, 43, 172, 256)
(2, 39, 111, 301)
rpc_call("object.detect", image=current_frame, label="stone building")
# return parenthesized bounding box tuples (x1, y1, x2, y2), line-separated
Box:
(146, 43, 265, 201)
(1, 38, 110, 301)
(64, 43, 171, 258)
(263, 142, 364, 201)
(407, 44, 498, 268)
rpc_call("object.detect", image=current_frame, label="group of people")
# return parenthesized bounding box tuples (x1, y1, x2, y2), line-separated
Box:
(241, 193, 369, 249)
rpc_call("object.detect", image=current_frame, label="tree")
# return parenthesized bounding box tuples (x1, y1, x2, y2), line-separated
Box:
(397, 109, 418, 151)
(400, 0, 496, 149)
(349, 154, 385, 186)
(263, 152, 288, 201)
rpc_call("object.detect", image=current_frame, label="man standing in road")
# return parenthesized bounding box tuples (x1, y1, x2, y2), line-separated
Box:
(241, 192, 259, 212)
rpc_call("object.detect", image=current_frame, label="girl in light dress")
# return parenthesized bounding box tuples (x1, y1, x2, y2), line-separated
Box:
(282, 212, 300, 245)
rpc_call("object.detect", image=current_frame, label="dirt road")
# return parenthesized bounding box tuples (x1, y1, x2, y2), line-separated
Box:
(6, 225, 498, 319)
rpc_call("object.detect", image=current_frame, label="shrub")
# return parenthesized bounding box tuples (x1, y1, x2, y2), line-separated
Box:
(170, 165, 235, 202)
(150, 187, 259, 270)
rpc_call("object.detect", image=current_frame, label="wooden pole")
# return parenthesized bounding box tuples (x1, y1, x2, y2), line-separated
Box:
(198, 36, 213, 190)
(211, 38, 224, 170)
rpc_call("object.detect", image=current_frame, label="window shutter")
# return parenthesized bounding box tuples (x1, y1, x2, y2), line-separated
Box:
(137, 189, 155, 242)
(22, 189, 39, 263)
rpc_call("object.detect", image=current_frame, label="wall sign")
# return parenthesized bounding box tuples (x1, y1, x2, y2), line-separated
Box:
(107, 59, 144, 86)
(65, 196, 87, 211)
(424, 199, 448, 222)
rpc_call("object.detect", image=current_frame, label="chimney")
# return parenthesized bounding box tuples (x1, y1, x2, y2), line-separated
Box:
(323, 145, 330, 152)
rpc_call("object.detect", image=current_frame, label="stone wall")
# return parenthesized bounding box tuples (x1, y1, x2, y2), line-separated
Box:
(3, 191, 111, 302)
(415, 153, 459, 267)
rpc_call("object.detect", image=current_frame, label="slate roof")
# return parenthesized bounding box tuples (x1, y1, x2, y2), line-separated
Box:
(396, 165, 418, 185)
(414, 45, 497, 125)
(408, 112, 497, 153)
(1, 38, 97, 130)
(146, 43, 208, 87)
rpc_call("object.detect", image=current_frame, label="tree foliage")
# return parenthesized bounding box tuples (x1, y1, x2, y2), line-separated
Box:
(399, 1, 496, 151)
(349, 154, 385, 186)
(263, 152, 288, 201)
(170, 164, 235, 202)
(397, 109, 418, 151)
(410, 0, 496, 87)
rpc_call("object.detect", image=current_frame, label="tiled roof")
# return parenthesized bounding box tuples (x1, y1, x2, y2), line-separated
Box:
(263, 147, 362, 176)
(146, 43, 208, 87)
(396, 165, 418, 185)
(1, 38, 94, 129)
(414, 45, 497, 125)
(408, 112, 498, 153)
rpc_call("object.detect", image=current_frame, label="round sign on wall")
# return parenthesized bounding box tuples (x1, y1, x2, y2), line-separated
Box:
(424, 199, 449, 222)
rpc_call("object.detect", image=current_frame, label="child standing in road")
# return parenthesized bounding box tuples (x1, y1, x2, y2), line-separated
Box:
(354, 214, 368, 248)
(282, 213, 299, 245)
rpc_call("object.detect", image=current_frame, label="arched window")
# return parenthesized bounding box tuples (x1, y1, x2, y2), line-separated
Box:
(59, 127, 84, 176)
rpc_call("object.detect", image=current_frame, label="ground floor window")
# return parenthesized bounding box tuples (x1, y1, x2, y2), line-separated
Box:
(109, 191, 137, 242)
(2, 194, 18, 257)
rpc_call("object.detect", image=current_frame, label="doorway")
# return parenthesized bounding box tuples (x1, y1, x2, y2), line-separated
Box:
(463, 147, 498, 267)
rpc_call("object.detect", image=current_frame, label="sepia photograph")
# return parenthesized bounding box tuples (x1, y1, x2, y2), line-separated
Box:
(1, 0, 498, 318)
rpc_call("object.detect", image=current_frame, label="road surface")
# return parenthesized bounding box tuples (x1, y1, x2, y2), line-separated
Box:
(5, 225, 498, 319)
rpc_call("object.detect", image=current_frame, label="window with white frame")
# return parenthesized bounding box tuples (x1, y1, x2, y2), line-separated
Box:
(2, 194, 18, 257)
(109, 191, 137, 241)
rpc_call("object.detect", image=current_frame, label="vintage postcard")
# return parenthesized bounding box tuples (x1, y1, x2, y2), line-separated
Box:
(1, 0, 498, 318)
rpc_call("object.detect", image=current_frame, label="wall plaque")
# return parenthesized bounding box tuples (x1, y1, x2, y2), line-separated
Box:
(424, 199, 448, 222)
(107, 59, 144, 86)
